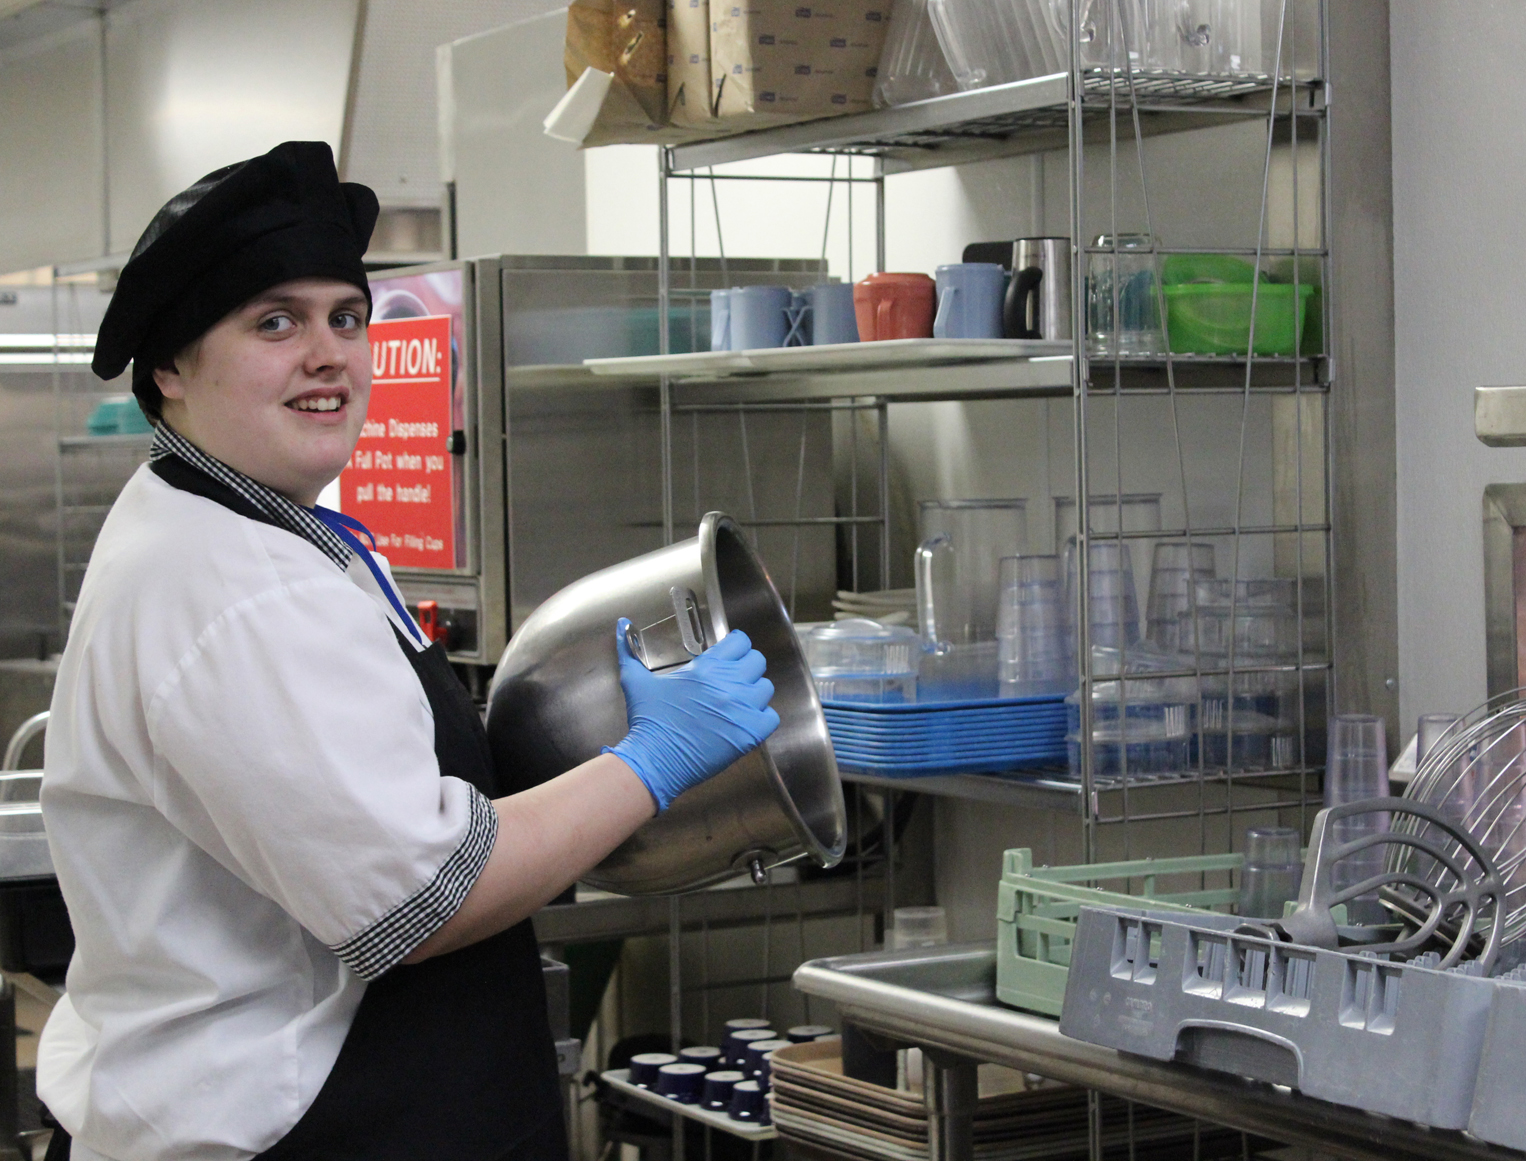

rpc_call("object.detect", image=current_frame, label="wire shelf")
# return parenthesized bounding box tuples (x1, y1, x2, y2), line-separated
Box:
(669, 71, 1323, 173)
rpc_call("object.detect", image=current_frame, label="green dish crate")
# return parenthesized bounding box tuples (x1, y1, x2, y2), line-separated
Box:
(995, 847, 1243, 1016)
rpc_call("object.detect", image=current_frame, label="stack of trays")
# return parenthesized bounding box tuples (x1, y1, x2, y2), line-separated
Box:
(822, 693, 1067, 779)
(769, 1041, 1263, 1160)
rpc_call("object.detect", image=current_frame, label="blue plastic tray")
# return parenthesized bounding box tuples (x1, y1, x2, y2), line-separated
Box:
(821, 692, 1069, 713)
(835, 752, 1065, 778)
(826, 730, 1064, 752)
(824, 720, 1063, 741)
(823, 710, 1066, 731)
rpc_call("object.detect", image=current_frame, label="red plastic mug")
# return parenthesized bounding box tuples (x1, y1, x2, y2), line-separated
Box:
(853, 272, 936, 341)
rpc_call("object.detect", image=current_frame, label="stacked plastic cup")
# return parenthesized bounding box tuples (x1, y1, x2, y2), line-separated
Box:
(1063, 538, 1141, 659)
(678, 1046, 724, 1071)
(890, 906, 948, 950)
(656, 1062, 708, 1104)
(996, 555, 1069, 695)
(786, 1024, 834, 1043)
(729, 1079, 769, 1123)
(1417, 712, 1463, 765)
(1238, 825, 1303, 919)
(703, 1071, 746, 1110)
(1420, 711, 1478, 833)
(629, 1052, 678, 1087)
(744, 1039, 791, 1090)
(1145, 541, 1215, 650)
(725, 1027, 777, 1069)
(1179, 578, 1300, 770)
(1325, 714, 1390, 925)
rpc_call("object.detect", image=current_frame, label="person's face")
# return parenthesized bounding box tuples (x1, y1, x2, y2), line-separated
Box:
(155, 277, 371, 506)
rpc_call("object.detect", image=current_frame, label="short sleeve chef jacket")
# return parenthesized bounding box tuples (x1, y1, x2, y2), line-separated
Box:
(37, 463, 497, 1161)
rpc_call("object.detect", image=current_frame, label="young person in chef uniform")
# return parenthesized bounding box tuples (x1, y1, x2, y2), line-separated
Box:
(36, 141, 778, 1161)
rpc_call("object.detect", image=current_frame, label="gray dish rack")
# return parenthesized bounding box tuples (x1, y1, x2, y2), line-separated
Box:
(1058, 902, 1526, 1148)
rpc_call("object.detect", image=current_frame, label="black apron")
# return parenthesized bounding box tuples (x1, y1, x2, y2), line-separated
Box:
(46, 459, 566, 1161)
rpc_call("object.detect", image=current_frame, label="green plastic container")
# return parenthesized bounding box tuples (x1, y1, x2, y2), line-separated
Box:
(1160, 253, 1257, 286)
(86, 395, 152, 436)
(1163, 282, 1314, 356)
(995, 847, 1242, 1016)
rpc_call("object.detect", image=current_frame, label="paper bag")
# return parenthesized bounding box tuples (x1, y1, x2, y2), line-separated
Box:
(563, 0, 670, 140)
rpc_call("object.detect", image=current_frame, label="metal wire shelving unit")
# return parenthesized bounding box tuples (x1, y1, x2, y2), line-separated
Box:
(646, 25, 1332, 847)
(587, 4, 1335, 1159)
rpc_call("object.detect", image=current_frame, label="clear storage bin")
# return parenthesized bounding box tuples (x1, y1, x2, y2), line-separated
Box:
(1065, 671, 1194, 781)
(874, 0, 960, 106)
(1087, 233, 1162, 356)
(803, 619, 921, 703)
(927, 0, 1044, 91)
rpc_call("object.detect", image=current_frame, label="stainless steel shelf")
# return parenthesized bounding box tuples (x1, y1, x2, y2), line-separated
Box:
(507, 353, 1325, 406)
(669, 71, 1319, 174)
(506, 355, 1074, 404)
(532, 873, 885, 944)
(793, 944, 1515, 1161)
(1084, 354, 1328, 392)
(58, 434, 153, 452)
(840, 770, 1080, 812)
(839, 768, 1312, 825)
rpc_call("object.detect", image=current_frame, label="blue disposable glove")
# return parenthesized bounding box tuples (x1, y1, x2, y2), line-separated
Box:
(605, 617, 781, 813)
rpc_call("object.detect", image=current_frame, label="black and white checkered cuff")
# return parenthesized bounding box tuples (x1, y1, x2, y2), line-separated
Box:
(330, 788, 498, 980)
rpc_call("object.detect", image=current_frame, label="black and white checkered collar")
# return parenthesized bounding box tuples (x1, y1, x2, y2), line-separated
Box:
(149, 423, 352, 571)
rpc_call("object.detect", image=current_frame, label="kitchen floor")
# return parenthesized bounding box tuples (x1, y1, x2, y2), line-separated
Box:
(16, 985, 54, 1160)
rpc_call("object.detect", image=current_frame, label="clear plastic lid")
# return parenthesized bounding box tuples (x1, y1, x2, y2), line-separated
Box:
(804, 618, 922, 676)
(1193, 578, 1298, 608)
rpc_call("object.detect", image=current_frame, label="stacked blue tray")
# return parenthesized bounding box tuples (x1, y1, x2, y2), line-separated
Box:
(821, 692, 1069, 778)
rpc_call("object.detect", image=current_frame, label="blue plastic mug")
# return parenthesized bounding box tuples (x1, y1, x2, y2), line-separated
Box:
(710, 288, 732, 351)
(728, 285, 792, 350)
(805, 282, 859, 345)
(932, 263, 1006, 339)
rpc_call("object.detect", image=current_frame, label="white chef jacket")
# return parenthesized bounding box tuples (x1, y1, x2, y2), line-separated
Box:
(37, 462, 497, 1161)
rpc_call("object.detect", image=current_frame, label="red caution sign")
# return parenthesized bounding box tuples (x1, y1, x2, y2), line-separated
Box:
(341, 314, 456, 569)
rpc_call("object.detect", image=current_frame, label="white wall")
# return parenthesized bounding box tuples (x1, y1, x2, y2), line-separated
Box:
(1390, 1, 1526, 728)
(0, 22, 104, 272)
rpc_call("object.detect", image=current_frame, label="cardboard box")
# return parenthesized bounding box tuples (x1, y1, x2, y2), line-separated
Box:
(711, 1, 891, 129)
(667, 0, 717, 126)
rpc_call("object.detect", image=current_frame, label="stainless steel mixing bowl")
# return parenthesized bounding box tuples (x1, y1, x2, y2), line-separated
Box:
(486, 512, 846, 895)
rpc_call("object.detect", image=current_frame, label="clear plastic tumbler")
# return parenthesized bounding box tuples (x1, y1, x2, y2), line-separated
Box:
(1238, 824, 1302, 919)
(1325, 714, 1389, 925)
(996, 555, 1068, 693)
(1145, 540, 1215, 649)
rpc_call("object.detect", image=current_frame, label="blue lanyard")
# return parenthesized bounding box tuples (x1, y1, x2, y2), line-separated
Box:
(312, 506, 426, 646)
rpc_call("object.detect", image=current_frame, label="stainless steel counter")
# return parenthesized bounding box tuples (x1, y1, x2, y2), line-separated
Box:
(793, 943, 1523, 1161)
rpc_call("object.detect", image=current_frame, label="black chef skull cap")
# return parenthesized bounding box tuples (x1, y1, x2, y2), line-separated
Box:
(92, 140, 379, 420)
